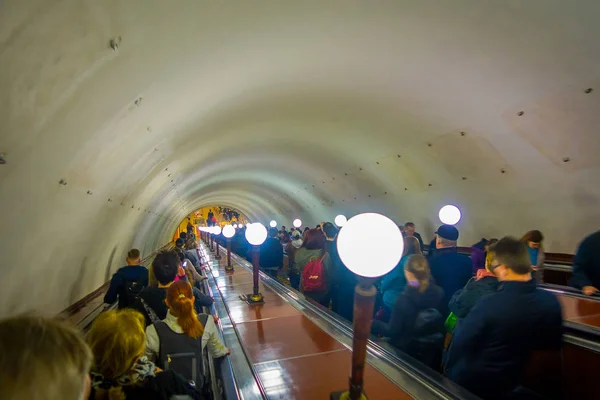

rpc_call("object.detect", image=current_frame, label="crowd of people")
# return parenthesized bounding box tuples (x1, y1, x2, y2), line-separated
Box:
(221, 220, 600, 399)
(1, 216, 599, 399)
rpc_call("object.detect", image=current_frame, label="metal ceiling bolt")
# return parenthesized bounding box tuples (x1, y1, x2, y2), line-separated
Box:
(59, 179, 67, 186)
(562, 157, 571, 163)
(517, 111, 524, 116)
(0, 153, 6, 164)
(135, 97, 143, 106)
(109, 37, 121, 51)
(87, 190, 93, 195)
(585, 88, 593, 94)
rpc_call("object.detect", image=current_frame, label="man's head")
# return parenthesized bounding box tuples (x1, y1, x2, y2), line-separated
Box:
(179, 232, 187, 241)
(152, 250, 180, 286)
(0, 315, 92, 400)
(269, 227, 279, 238)
(126, 248, 141, 265)
(175, 238, 185, 249)
(322, 222, 339, 241)
(488, 237, 532, 280)
(404, 222, 416, 236)
(435, 225, 459, 249)
(281, 225, 287, 231)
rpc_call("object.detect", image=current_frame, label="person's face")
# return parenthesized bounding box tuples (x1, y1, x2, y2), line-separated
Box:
(405, 226, 415, 236)
(489, 258, 507, 280)
(435, 235, 442, 249)
(528, 241, 541, 249)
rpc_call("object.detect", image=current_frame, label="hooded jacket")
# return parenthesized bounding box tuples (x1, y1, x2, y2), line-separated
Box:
(448, 270, 499, 318)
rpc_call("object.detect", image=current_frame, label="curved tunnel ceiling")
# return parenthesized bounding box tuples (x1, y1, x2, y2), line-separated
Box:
(1, 1, 600, 316)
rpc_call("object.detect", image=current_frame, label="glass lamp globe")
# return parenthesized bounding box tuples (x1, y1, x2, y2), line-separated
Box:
(293, 219, 302, 228)
(213, 226, 222, 235)
(334, 215, 347, 227)
(336, 213, 404, 278)
(439, 205, 461, 225)
(270, 220, 277, 228)
(245, 223, 268, 246)
(223, 224, 235, 239)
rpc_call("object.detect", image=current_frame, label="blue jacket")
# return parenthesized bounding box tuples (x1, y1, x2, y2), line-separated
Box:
(380, 256, 409, 309)
(429, 248, 473, 316)
(570, 231, 600, 290)
(104, 265, 148, 308)
(445, 280, 563, 398)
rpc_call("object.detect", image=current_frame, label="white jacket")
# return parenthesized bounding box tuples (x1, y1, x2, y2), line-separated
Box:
(145, 311, 229, 361)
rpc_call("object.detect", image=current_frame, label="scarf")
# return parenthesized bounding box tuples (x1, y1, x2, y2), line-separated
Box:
(91, 356, 156, 390)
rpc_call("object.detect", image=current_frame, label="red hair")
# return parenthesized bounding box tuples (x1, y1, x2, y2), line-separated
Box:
(301, 229, 325, 250)
(166, 281, 204, 339)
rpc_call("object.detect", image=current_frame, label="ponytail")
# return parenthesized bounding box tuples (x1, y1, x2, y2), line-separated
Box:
(166, 281, 204, 339)
(405, 254, 431, 293)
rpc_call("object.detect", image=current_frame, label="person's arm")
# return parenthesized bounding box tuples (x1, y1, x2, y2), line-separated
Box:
(445, 299, 488, 370)
(144, 324, 160, 362)
(103, 272, 122, 304)
(192, 286, 214, 310)
(203, 317, 229, 358)
(570, 240, 598, 294)
(448, 278, 475, 318)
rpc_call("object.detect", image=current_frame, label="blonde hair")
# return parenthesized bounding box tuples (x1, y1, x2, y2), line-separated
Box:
(87, 310, 146, 400)
(485, 248, 496, 272)
(0, 315, 92, 400)
(405, 254, 431, 292)
(167, 280, 204, 339)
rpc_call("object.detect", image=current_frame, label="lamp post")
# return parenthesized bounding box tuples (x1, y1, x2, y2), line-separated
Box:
(330, 213, 403, 400)
(209, 227, 215, 252)
(223, 224, 235, 272)
(243, 222, 268, 304)
(214, 226, 222, 260)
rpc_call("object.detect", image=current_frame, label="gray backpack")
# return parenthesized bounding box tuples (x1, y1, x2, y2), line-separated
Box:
(154, 314, 210, 389)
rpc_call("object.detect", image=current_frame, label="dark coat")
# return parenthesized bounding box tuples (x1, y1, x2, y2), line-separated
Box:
(448, 275, 499, 318)
(570, 231, 600, 290)
(371, 283, 445, 350)
(445, 280, 563, 399)
(259, 237, 284, 271)
(104, 265, 149, 309)
(88, 370, 202, 400)
(429, 248, 473, 316)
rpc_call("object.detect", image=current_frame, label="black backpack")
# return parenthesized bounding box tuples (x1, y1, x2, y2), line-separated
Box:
(154, 314, 210, 390)
(122, 279, 145, 309)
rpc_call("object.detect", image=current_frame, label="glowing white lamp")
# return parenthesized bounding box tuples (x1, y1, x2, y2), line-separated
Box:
(238, 223, 244, 228)
(270, 220, 277, 228)
(245, 222, 268, 246)
(439, 205, 461, 225)
(332, 212, 404, 400)
(293, 219, 302, 228)
(213, 225, 222, 235)
(334, 214, 347, 227)
(223, 225, 235, 239)
(337, 213, 403, 278)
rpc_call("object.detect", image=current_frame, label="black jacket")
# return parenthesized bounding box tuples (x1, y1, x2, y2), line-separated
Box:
(89, 370, 202, 400)
(570, 231, 600, 290)
(445, 280, 563, 399)
(371, 283, 445, 350)
(134, 286, 213, 326)
(429, 248, 473, 316)
(104, 265, 149, 309)
(448, 275, 499, 318)
(259, 237, 284, 270)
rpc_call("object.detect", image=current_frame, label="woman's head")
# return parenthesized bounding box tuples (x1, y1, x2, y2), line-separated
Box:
(403, 236, 422, 257)
(404, 254, 430, 291)
(87, 310, 146, 380)
(0, 315, 92, 400)
(166, 280, 204, 339)
(301, 228, 326, 250)
(485, 247, 497, 273)
(520, 230, 544, 249)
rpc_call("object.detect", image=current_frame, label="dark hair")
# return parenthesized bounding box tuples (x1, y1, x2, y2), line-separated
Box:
(175, 249, 185, 262)
(404, 222, 415, 228)
(269, 227, 278, 238)
(302, 229, 325, 250)
(175, 238, 184, 248)
(322, 222, 338, 239)
(127, 249, 141, 259)
(179, 232, 187, 240)
(520, 230, 544, 243)
(405, 254, 430, 292)
(152, 250, 180, 285)
(304, 227, 310, 232)
(491, 237, 532, 275)
(403, 236, 422, 257)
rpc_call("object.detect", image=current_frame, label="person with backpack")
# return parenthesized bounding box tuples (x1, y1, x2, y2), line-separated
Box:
(294, 229, 332, 307)
(104, 249, 149, 309)
(285, 230, 304, 289)
(87, 309, 201, 400)
(371, 255, 445, 369)
(259, 227, 284, 278)
(145, 281, 229, 392)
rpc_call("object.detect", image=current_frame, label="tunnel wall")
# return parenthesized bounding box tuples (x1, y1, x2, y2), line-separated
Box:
(1, 1, 600, 317)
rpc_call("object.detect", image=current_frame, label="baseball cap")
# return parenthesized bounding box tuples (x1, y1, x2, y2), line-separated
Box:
(436, 225, 459, 241)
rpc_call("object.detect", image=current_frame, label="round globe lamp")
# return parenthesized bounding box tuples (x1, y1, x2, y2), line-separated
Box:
(332, 213, 403, 400)
(335, 214, 347, 227)
(270, 220, 277, 228)
(439, 205, 461, 225)
(244, 223, 268, 304)
(222, 225, 236, 271)
(293, 219, 302, 228)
